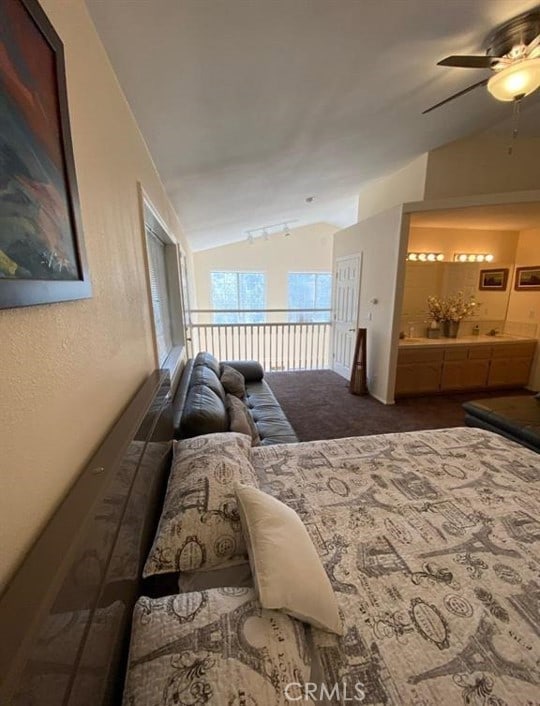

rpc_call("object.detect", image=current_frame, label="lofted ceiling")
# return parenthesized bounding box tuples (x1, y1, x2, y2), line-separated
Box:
(85, 0, 540, 251)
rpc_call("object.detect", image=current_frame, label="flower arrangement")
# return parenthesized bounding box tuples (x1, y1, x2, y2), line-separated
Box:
(427, 292, 479, 322)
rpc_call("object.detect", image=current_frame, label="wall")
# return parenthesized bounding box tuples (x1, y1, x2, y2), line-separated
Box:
(407, 227, 519, 264)
(193, 222, 335, 312)
(402, 227, 519, 334)
(0, 0, 190, 589)
(506, 228, 540, 391)
(333, 206, 406, 404)
(357, 154, 427, 222)
(424, 136, 540, 200)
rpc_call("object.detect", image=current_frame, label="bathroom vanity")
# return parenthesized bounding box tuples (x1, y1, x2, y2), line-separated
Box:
(395, 336, 537, 396)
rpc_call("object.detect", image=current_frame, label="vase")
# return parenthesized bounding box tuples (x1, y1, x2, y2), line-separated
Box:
(443, 320, 460, 338)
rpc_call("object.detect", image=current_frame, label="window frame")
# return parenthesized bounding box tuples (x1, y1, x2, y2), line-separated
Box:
(140, 185, 186, 385)
(210, 270, 266, 323)
(287, 271, 332, 322)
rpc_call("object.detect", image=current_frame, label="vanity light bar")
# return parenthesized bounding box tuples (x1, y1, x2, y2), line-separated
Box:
(454, 253, 494, 263)
(406, 252, 445, 262)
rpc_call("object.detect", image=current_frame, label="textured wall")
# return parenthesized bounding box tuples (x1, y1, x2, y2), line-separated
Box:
(424, 136, 540, 200)
(0, 0, 189, 588)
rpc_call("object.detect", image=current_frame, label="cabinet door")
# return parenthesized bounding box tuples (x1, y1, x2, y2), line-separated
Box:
(441, 360, 489, 391)
(395, 363, 441, 395)
(488, 357, 533, 387)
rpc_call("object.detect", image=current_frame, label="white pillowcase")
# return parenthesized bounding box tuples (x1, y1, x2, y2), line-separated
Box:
(236, 484, 343, 635)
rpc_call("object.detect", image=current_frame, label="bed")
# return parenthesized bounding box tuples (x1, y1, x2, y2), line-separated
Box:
(2, 367, 539, 706)
(251, 427, 540, 705)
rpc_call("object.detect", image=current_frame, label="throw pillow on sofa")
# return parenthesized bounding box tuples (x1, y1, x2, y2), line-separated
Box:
(221, 364, 246, 398)
(227, 394, 261, 446)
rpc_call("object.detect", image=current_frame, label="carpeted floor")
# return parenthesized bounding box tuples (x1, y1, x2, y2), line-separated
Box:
(265, 369, 530, 441)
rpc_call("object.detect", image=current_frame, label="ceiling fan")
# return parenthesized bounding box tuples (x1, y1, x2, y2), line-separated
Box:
(423, 8, 540, 114)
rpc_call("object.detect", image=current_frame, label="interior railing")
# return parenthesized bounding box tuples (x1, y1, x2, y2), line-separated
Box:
(187, 309, 331, 371)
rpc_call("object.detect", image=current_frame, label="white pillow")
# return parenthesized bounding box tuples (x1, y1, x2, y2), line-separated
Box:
(236, 484, 343, 635)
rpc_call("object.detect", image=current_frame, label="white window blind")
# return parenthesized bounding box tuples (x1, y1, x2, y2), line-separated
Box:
(147, 228, 174, 364)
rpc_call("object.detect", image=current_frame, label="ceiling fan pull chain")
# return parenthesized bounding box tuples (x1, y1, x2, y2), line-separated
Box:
(508, 97, 521, 155)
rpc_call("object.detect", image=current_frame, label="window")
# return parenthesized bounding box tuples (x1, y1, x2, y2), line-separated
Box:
(288, 272, 332, 322)
(143, 191, 186, 373)
(211, 272, 266, 323)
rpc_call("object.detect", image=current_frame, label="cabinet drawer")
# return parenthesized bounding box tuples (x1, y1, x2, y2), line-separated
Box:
(468, 346, 493, 360)
(491, 342, 536, 358)
(444, 348, 468, 361)
(398, 348, 444, 364)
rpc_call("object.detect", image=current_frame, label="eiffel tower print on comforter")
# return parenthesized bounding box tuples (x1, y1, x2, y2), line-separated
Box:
(251, 427, 540, 706)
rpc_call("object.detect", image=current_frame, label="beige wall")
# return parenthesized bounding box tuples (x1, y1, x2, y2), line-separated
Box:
(506, 228, 540, 390)
(333, 206, 406, 404)
(424, 136, 540, 200)
(193, 222, 335, 312)
(408, 227, 519, 264)
(0, 0, 190, 588)
(357, 154, 428, 222)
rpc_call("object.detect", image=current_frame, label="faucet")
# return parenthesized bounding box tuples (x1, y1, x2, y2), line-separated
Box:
(486, 328, 499, 337)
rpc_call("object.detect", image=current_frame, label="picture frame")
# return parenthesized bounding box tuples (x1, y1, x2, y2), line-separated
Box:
(515, 265, 540, 291)
(478, 268, 509, 291)
(0, 0, 91, 309)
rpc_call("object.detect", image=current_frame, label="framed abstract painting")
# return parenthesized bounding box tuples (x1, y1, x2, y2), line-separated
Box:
(0, 0, 91, 309)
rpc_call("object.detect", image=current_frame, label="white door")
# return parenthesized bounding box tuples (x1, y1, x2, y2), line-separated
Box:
(332, 254, 361, 379)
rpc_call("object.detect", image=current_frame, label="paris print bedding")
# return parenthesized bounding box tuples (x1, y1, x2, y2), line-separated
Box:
(251, 427, 540, 705)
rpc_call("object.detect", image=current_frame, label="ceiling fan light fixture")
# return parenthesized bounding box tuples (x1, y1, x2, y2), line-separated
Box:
(487, 57, 540, 101)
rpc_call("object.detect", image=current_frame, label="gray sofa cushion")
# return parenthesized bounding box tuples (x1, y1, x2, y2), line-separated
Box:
(181, 384, 228, 437)
(245, 380, 298, 445)
(193, 351, 221, 377)
(221, 360, 264, 382)
(190, 364, 226, 402)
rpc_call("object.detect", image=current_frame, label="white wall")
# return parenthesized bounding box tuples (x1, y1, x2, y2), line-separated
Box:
(506, 228, 540, 391)
(357, 154, 427, 222)
(333, 206, 406, 404)
(193, 222, 335, 311)
(424, 136, 540, 200)
(0, 0, 190, 589)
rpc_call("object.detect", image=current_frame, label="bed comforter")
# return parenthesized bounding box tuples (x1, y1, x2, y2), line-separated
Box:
(251, 427, 540, 705)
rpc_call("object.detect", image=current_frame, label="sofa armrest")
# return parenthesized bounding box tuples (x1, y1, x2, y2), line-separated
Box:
(221, 360, 264, 382)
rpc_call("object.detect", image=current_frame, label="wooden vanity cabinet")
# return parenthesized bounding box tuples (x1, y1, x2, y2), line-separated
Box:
(395, 348, 443, 396)
(487, 343, 537, 388)
(395, 340, 536, 397)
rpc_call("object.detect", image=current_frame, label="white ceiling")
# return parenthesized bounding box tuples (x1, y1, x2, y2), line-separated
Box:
(86, 0, 540, 251)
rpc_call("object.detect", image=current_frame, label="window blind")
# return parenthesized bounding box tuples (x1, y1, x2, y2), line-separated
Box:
(147, 228, 173, 364)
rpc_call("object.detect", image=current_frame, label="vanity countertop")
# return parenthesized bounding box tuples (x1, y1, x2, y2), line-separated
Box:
(398, 334, 536, 348)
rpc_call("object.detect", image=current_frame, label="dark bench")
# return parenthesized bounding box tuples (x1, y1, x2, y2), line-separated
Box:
(463, 393, 540, 453)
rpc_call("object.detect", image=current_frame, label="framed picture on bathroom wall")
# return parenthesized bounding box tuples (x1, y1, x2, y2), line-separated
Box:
(515, 265, 540, 291)
(478, 268, 509, 291)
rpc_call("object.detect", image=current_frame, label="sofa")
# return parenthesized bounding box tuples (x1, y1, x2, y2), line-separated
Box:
(172, 351, 298, 445)
(463, 393, 540, 453)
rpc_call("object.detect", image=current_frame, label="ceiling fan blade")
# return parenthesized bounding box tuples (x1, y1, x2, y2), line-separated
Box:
(437, 55, 496, 68)
(422, 77, 489, 114)
(526, 34, 540, 56)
